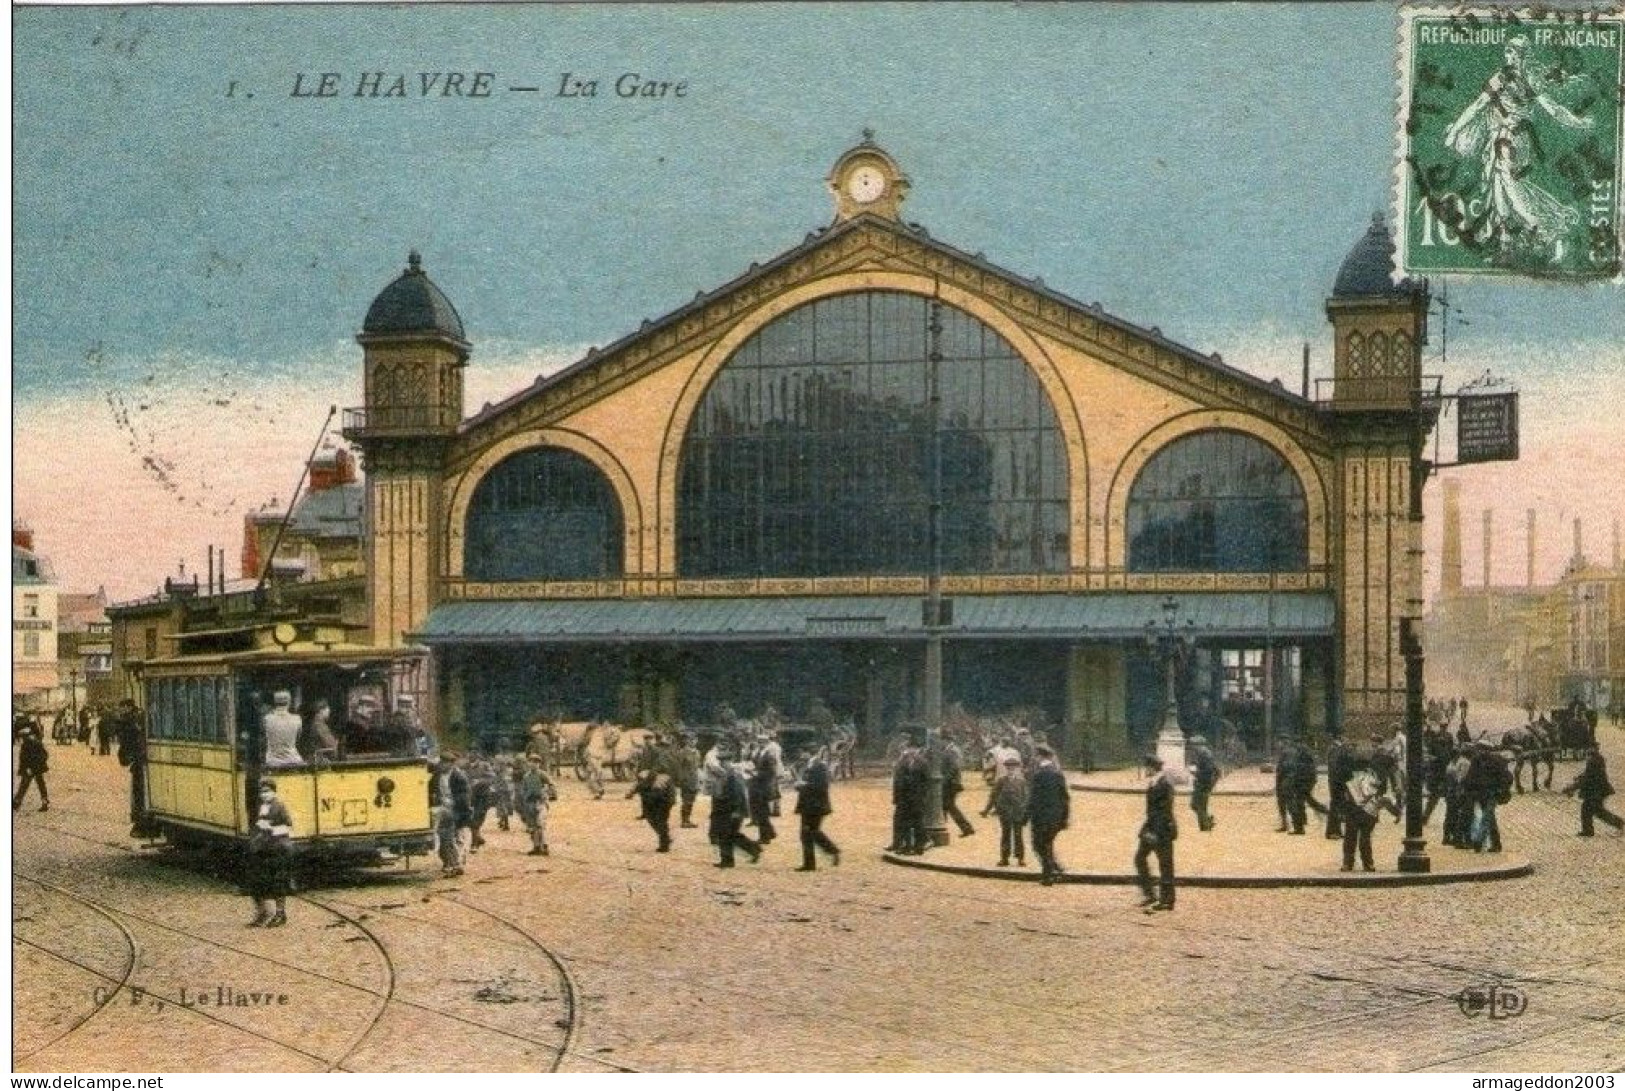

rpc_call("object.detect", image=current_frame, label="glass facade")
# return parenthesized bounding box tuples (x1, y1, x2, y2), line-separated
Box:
(678, 291, 1068, 577)
(466, 448, 623, 581)
(1126, 430, 1308, 572)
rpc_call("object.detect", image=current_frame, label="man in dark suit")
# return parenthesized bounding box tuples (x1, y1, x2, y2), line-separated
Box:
(1135, 754, 1177, 912)
(1188, 735, 1219, 832)
(889, 734, 929, 854)
(709, 751, 760, 868)
(793, 748, 840, 871)
(1027, 745, 1070, 885)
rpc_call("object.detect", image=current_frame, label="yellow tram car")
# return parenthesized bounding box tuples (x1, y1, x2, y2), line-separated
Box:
(137, 635, 437, 862)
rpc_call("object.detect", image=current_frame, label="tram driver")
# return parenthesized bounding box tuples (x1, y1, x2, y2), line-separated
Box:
(262, 691, 304, 768)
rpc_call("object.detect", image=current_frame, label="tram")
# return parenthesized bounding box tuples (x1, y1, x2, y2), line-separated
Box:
(136, 630, 437, 863)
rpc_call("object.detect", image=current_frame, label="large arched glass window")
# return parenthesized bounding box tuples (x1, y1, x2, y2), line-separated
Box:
(466, 448, 623, 581)
(678, 291, 1068, 578)
(1127, 430, 1307, 572)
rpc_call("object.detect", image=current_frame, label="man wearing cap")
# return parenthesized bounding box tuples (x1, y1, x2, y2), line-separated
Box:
(1027, 745, 1070, 885)
(1463, 738, 1510, 852)
(1188, 735, 1219, 832)
(989, 754, 1029, 867)
(1135, 754, 1177, 912)
(262, 691, 304, 768)
(516, 754, 556, 855)
(674, 732, 702, 828)
(246, 779, 293, 927)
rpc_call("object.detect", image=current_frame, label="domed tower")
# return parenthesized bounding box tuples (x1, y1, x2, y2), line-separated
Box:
(344, 250, 470, 647)
(1326, 214, 1428, 410)
(1322, 216, 1435, 738)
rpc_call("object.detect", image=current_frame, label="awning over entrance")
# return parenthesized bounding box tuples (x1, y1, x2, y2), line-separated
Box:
(418, 593, 1335, 645)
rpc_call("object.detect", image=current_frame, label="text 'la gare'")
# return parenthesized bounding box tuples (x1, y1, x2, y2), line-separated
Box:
(289, 72, 691, 99)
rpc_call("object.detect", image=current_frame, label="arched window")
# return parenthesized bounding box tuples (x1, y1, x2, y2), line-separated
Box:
(1126, 430, 1307, 572)
(465, 448, 623, 581)
(678, 291, 1068, 578)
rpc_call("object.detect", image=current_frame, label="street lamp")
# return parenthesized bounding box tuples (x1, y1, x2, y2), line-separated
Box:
(1146, 595, 1196, 777)
(920, 298, 949, 847)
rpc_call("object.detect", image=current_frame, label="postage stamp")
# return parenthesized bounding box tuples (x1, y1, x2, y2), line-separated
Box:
(1397, 6, 1625, 279)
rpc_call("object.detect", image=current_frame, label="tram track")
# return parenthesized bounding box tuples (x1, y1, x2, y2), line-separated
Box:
(12, 875, 141, 1065)
(17, 776, 1620, 1072)
(14, 822, 599, 1073)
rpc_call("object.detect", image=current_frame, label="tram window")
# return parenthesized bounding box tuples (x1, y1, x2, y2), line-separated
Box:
(200, 679, 216, 743)
(178, 679, 195, 740)
(215, 678, 232, 743)
(153, 680, 173, 740)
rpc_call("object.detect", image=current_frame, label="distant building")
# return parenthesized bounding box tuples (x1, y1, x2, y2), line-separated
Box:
(57, 587, 114, 709)
(12, 525, 60, 708)
(1425, 499, 1624, 713)
(240, 446, 364, 583)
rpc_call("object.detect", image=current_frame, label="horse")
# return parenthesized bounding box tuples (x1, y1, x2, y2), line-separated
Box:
(1503, 718, 1558, 793)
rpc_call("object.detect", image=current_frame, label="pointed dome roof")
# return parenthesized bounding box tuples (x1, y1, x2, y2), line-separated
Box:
(1333, 214, 1421, 299)
(363, 250, 467, 340)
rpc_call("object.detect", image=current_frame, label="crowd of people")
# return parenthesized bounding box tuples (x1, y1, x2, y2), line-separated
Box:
(16, 692, 1620, 931)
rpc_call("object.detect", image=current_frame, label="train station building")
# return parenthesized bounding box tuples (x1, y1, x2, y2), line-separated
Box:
(343, 141, 1434, 765)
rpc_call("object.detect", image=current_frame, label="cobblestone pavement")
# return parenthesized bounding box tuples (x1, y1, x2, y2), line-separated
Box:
(11, 706, 1624, 1072)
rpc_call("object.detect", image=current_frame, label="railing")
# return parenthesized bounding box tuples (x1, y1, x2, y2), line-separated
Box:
(341, 404, 460, 435)
(1314, 374, 1443, 410)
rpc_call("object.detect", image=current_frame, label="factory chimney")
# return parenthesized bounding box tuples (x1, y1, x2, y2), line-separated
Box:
(1573, 518, 1585, 569)
(1526, 509, 1536, 588)
(1442, 480, 1463, 596)
(1614, 519, 1621, 571)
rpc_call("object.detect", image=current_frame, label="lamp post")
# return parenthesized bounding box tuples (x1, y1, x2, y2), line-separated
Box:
(69, 667, 79, 726)
(920, 298, 949, 847)
(1146, 595, 1196, 777)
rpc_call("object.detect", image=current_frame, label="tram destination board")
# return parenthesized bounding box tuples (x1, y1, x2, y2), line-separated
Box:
(1456, 392, 1519, 464)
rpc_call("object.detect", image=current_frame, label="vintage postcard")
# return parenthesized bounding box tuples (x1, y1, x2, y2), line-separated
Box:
(10, 2, 1625, 1077)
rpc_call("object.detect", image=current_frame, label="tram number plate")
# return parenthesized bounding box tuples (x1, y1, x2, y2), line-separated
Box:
(341, 799, 369, 827)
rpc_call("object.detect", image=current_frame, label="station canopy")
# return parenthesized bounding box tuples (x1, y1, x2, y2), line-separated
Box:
(418, 593, 1334, 645)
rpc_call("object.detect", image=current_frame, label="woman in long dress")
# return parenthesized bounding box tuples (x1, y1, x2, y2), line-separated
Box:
(1442, 35, 1595, 263)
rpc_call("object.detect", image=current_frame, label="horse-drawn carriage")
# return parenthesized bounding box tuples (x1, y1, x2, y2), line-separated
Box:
(524, 720, 656, 783)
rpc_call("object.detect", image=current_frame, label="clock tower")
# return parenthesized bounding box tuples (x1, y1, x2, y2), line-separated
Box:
(827, 134, 909, 223)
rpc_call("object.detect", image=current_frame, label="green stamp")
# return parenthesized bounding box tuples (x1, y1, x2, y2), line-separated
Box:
(1399, 7, 1624, 279)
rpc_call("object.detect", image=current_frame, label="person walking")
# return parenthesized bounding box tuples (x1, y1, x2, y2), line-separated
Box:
(627, 737, 678, 853)
(747, 733, 780, 847)
(1464, 739, 1510, 853)
(13, 722, 50, 812)
(1563, 746, 1624, 837)
(246, 780, 293, 927)
(709, 752, 760, 868)
(989, 756, 1029, 867)
(1324, 738, 1355, 839)
(939, 736, 975, 838)
(433, 754, 471, 877)
(889, 734, 929, 854)
(113, 699, 158, 837)
(1341, 765, 1400, 872)
(1188, 735, 1219, 832)
(1135, 754, 1177, 912)
(675, 732, 702, 829)
(1027, 745, 1070, 885)
(515, 755, 555, 855)
(793, 748, 840, 871)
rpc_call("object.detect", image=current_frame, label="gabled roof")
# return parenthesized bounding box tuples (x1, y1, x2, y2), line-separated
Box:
(458, 213, 1312, 437)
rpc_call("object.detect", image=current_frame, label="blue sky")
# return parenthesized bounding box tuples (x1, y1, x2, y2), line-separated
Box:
(15, 3, 1621, 389)
(11, 3, 1623, 596)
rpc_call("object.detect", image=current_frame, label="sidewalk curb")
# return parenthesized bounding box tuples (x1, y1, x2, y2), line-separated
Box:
(880, 851, 1534, 888)
(1069, 778, 1277, 798)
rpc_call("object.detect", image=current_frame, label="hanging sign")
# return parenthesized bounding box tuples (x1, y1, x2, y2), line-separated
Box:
(1457, 392, 1519, 463)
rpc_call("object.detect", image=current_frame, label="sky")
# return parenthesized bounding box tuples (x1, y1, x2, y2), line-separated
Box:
(11, 3, 1624, 601)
